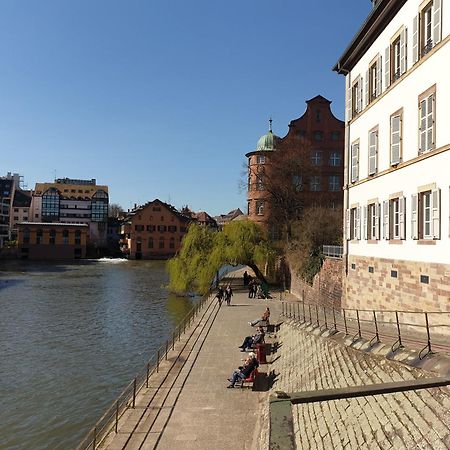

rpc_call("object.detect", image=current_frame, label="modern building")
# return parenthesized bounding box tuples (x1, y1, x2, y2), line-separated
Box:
(334, 0, 450, 314)
(120, 199, 191, 259)
(245, 96, 344, 233)
(30, 178, 109, 249)
(17, 222, 88, 259)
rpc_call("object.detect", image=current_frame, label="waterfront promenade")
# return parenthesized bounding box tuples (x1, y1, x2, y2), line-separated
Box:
(98, 271, 281, 450)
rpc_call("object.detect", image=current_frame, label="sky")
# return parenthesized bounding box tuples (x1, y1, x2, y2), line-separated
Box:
(0, 0, 371, 216)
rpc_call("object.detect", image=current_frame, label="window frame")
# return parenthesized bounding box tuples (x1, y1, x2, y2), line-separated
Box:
(350, 140, 360, 183)
(390, 109, 403, 166)
(368, 126, 378, 176)
(418, 85, 436, 154)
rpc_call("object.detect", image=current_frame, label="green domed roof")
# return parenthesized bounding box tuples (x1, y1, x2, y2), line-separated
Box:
(256, 130, 278, 151)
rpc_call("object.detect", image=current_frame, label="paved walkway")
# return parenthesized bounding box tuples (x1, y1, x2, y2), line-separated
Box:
(99, 272, 281, 450)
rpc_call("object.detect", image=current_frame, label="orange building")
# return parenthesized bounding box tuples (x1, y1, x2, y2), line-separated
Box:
(246, 95, 344, 233)
(120, 199, 191, 260)
(17, 222, 88, 259)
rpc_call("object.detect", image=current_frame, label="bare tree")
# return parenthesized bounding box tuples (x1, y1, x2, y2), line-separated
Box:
(109, 203, 124, 218)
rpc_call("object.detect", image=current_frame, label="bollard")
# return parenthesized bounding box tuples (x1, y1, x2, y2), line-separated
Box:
(157, 350, 160, 373)
(146, 362, 150, 388)
(356, 310, 362, 339)
(343, 309, 348, 334)
(332, 308, 337, 331)
(302, 301, 306, 323)
(373, 310, 380, 342)
(297, 303, 300, 320)
(323, 306, 328, 329)
(115, 400, 119, 433)
(165, 340, 168, 360)
(308, 304, 312, 324)
(132, 378, 137, 408)
(425, 312, 432, 354)
(315, 305, 319, 327)
(395, 311, 403, 348)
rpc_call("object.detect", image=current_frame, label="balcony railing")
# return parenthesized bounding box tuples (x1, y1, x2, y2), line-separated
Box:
(322, 245, 343, 259)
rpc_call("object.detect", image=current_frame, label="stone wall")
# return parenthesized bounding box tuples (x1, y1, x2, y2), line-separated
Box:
(290, 257, 343, 308)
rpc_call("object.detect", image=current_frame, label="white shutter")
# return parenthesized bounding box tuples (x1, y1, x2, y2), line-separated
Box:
(365, 70, 369, 107)
(384, 46, 390, 89)
(412, 15, 419, 64)
(400, 28, 407, 74)
(346, 81, 352, 122)
(433, 0, 442, 45)
(376, 55, 382, 97)
(356, 207, 361, 240)
(383, 200, 390, 240)
(358, 76, 363, 112)
(391, 115, 401, 165)
(375, 203, 380, 240)
(346, 209, 350, 240)
(432, 188, 441, 239)
(399, 196, 406, 240)
(363, 205, 368, 240)
(411, 194, 418, 239)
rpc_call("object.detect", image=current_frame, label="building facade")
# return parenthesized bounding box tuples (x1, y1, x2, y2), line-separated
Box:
(334, 0, 450, 314)
(120, 199, 190, 259)
(245, 96, 344, 233)
(30, 178, 109, 249)
(17, 222, 88, 259)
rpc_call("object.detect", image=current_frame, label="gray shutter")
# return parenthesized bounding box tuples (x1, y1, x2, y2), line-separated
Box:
(346, 81, 352, 122)
(391, 115, 401, 165)
(432, 188, 440, 239)
(365, 70, 369, 107)
(399, 196, 406, 240)
(383, 200, 390, 240)
(433, 0, 442, 45)
(346, 209, 350, 240)
(411, 194, 418, 239)
(385, 46, 390, 89)
(358, 76, 363, 112)
(363, 205, 368, 240)
(412, 15, 419, 64)
(356, 207, 361, 240)
(376, 55, 382, 97)
(400, 28, 407, 75)
(375, 203, 380, 240)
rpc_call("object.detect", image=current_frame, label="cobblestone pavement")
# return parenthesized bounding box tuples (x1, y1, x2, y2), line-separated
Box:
(260, 318, 450, 449)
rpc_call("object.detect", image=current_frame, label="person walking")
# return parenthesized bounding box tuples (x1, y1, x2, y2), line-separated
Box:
(215, 286, 224, 306)
(225, 285, 233, 306)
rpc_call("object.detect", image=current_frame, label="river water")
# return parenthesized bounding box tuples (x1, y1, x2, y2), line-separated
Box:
(0, 259, 199, 450)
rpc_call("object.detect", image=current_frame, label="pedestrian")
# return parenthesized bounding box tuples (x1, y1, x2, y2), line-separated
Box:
(248, 279, 255, 298)
(243, 270, 249, 286)
(215, 286, 224, 306)
(225, 285, 233, 306)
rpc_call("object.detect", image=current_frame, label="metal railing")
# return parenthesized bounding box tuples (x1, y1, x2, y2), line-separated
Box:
(281, 300, 450, 359)
(322, 245, 343, 259)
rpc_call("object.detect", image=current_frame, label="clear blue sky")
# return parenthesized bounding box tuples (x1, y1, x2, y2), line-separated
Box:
(0, 0, 371, 216)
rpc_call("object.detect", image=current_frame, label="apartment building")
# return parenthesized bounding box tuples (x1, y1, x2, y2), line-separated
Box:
(334, 0, 450, 313)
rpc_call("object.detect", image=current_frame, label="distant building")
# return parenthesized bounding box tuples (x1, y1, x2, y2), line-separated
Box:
(30, 178, 109, 249)
(245, 96, 344, 234)
(120, 199, 191, 259)
(213, 208, 244, 228)
(17, 222, 88, 259)
(10, 189, 32, 240)
(192, 211, 218, 229)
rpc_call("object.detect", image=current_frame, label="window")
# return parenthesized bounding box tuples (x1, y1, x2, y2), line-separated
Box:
(62, 230, 69, 244)
(256, 174, 265, 191)
(169, 237, 175, 249)
(315, 110, 321, 122)
(328, 175, 340, 192)
(168, 225, 177, 232)
(331, 131, 340, 141)
(36, 229, 43, 244)
(413, 1, 442, 63)
(389, 197, 405, 239)
(42, 188, 60, 221)
(292, 175, 303, 192)
(368, 128, 378, 175)
(419, 88, 435, 154)
(346, 207, 360, 240)
(390, 110, 402, 165)
(159, 237, 165, 249)
(310, 176, 321, 192)
(367, 56, 381, 104)
(146, 225, 156, 232)
(392, 36, 401, 81)
(91, 190, 108, 222)
(296, 130, 305, 139)
(23, 228, 30, 244)
(349, 76, 363, 119)
(148, 237, 153, 249)
(412, 189, 440, 239)
(75, 230, 81, 245)
(152, 206, 161, 211)
(366, 203, 380, 240)
(257, 155, 266, 164)
(247, 201, 250, 215)
(49, 229, 56, 245)
(350, 141, 359, 183)
(386, 29, 407, 88)
(329, 152, 341, 166)
(311, 150, 322, 166)
(256, 200, 264, 216)
(135, 225, 144, 231)
(313, 131, 323, 142)
(157, 225, 167, 232)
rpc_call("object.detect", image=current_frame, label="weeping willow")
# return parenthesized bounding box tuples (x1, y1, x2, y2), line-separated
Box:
(167, 220, 275, 295)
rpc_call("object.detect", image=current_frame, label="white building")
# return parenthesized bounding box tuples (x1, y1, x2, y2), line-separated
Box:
(334, 0, 450, 314)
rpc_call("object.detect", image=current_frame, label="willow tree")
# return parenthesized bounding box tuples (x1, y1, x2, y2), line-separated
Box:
(167, 220, 275, 295)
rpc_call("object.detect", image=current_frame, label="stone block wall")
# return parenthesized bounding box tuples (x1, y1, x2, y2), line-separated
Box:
(290, 257, 343, 308)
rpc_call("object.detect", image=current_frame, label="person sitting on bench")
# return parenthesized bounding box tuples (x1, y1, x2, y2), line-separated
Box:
(238, 326, 265, 351)
(227, 352, 259, 388)
(249, 307, 270, 326)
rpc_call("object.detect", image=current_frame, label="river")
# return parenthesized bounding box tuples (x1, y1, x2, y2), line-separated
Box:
(0, 259, 199, 450)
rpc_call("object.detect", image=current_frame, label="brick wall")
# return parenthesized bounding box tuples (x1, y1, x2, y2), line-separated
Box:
(290, 257, 343, 308)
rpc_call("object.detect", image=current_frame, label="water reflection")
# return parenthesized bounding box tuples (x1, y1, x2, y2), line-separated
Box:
(0, 259, 199, 450)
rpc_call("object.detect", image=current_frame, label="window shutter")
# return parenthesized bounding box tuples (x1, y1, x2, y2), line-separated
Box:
(400, 28, 407, 74)
(432, 94, 436, 146)
(432, 188, 440, 239)
(346, 81, 353, 122)
(384, 46, 390, 89)
(375, 203, 380, 240)
(356, 207, 361, 240)
(358, 76, 363, 112)
(376, 55, 382, 96)
(383, 200, 390, 240)
(365, 70, 369, 107)
(412, 15, 419, 64)
(363, 205, 368, 240)
(346, 209, 350, 240)
(433, 0, 442, 45)
(399, 196, 406, 240)
(391, 116, 401, 165)
(411, 194, 418, 239)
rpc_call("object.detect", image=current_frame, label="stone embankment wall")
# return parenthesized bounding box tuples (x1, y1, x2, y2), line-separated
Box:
(259, 320, 450, 449)
(290, 257, 343, 308)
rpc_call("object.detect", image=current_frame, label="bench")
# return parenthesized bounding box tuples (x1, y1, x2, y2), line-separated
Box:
(238, 368, 258, 388)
